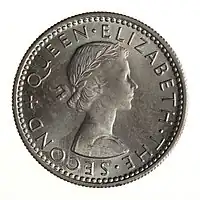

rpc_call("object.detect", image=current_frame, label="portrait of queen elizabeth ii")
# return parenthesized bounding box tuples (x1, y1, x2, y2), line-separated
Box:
(66, 42, 138, 158)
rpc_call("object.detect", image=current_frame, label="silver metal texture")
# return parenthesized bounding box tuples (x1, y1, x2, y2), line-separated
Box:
(12, 12, 187, 187)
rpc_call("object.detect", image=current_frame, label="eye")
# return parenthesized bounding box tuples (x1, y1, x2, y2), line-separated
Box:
(126, 74, 130, 81)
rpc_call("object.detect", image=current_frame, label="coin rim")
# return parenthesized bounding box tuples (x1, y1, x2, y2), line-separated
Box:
(12, 11, 187, 187)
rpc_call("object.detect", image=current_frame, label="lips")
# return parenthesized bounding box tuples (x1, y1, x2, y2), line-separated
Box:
(129, 89, 134, 98)
(128, 93, 134, 99)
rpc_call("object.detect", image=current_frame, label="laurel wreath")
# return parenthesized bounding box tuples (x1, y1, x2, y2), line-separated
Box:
(69, 43, 120, 92)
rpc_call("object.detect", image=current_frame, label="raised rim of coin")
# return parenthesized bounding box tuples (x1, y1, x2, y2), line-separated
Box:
(12, 11, 187, 187)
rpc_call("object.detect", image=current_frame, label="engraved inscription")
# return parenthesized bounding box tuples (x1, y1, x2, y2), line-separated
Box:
(100, 161, 110, 176)
(135, 145, 153, 162)
(66, 157, 80, 170)
(27, 55, 52, 88)
(35, 132, 53, 150)
(102, 25, 136, 45)
(134, 37, 148, 54)
(29, 118, 44, 132)
(122, 155, 135, 170)
(154, 63, 169, 76)
(73, 26, 88, 42)
(58, 33, 72, 48)
(115, 165, 119, 169)
(160, 79, 175, 91)
(50, 147, 65, 162)
(155, 138, 165, 150)
(102, 24, 111, 38)
(144, 50, 159, 66)
(159, 109, 176, 125)
(45, 43, 60, 57)
(149, 136, 166, 150)
(27, 73, 42, 88)
(84, 161, 94, 176)
(116, 27, 125, 43)
(92, 28, 96, 33)
(127, 32, 135, 46)
(29, 95, 39, 110)
(162, 92, 177, 107)
(49, 84, 68, 101)
(34, 55, 51, 70)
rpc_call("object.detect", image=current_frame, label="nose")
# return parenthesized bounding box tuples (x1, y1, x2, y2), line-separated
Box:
(130, 78, 138, 90)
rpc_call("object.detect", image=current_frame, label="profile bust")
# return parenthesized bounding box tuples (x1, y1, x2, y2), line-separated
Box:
(67, 42, 138, 158)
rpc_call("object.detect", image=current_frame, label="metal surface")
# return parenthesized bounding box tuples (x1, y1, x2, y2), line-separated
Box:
(12, 12, 187, 187)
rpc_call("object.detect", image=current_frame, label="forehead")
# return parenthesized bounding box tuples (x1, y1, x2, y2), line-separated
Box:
(119, 59, 130, 73)
(98, 57, 130, 77)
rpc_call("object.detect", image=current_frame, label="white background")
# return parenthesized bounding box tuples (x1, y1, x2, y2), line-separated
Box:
(0, 0, 199, 199)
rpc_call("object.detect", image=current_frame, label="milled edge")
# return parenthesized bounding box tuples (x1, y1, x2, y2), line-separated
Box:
(12, 11, 187, 188)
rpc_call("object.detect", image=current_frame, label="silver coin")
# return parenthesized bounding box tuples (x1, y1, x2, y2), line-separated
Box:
(12, 12, 187, 187)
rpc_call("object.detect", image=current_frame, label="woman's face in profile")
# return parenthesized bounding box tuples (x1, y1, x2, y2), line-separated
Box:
(101, 55, 138, 111)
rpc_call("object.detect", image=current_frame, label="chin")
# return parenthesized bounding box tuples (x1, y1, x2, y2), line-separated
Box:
(119, 102, 132, 111)
(126, 104, 132, 110)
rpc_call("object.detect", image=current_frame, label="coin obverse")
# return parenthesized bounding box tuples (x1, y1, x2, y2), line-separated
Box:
(12, 12, 187, 187)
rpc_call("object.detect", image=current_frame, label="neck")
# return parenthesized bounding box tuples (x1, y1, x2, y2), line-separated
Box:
(72, 102, 117, 154)
(83, 104, 117, 135)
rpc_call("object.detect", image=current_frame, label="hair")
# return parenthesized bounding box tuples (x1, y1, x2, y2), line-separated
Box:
(67, 42, 129, 112)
